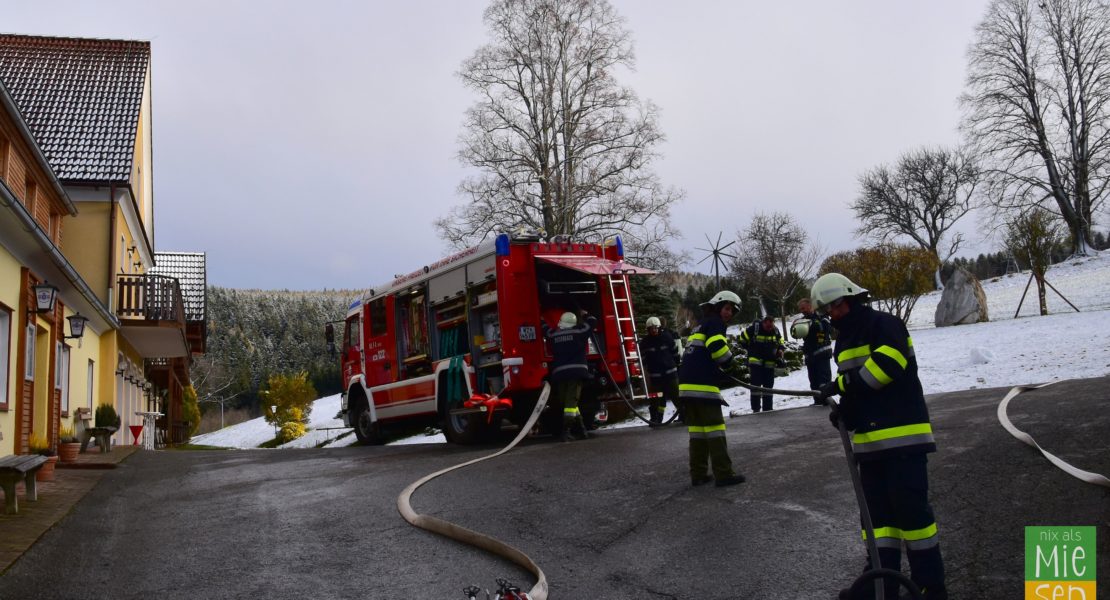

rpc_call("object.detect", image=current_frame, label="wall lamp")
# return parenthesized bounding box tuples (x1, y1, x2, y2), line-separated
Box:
(32, 282, 58, 313)
(65, 313, 89, 340)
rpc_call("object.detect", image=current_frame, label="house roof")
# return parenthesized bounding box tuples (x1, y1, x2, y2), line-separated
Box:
(0, 34, 150, 183)
(151, 252, 207, 322)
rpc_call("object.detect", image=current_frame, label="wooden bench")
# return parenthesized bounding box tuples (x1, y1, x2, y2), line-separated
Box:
(0, 455, 48, 514)
(80, 426, 117, 454)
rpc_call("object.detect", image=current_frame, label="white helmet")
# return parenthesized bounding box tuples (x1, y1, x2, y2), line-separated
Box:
(700, 290, 742, 309)
(646, 316, 661, 328)
(558, 312, 578, 329)
(811, 273, 868, 312)
(790, 319, 810, 340)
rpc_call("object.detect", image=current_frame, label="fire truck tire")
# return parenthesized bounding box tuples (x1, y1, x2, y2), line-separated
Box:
(442, 411, 491, 445)
(350, 394, 386, 445)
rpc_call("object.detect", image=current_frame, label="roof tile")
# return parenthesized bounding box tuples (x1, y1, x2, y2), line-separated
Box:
(0, 34, 150, 183)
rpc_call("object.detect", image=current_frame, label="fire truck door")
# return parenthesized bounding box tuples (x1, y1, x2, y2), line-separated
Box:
(364, 296, 395, 386)
(342, 315, 364, 384)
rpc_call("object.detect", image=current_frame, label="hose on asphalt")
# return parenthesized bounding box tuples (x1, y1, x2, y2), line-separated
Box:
(997, 381, 1110, 488)
(397, 383, 552, 600)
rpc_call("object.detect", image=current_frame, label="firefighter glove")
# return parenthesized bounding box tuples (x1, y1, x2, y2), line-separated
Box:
(828, 408, 841, 430)
(816, 379, 840, 402)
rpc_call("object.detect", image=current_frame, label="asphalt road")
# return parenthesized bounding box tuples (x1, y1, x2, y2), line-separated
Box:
(2, 376, 1108, 599)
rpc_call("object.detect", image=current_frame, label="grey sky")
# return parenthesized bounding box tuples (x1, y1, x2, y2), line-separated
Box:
(4, 0, 993, 290)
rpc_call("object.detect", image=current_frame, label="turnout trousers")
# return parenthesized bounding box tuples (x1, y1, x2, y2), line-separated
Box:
(552, 379, 582, 429)
(858, 453, 946, 598)
(748, 364, 775, 412)
(648, 374, 678, 423)
(686, 400, 735, 481)
(805, 351, 832, 389)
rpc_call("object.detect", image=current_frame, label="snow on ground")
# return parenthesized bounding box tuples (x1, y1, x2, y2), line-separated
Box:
(192, 253, 1110, 447)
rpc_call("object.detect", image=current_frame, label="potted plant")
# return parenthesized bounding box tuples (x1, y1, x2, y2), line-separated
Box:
(58, 424, 81, 463)
(95, 403, 121, 430)
(29, 434, 58, 481)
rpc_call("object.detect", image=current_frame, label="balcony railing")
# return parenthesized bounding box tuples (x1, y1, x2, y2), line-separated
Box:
(116, 274, 185, 323)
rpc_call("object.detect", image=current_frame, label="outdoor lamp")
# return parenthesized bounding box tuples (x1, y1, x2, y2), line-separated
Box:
(33, 282, 58, 313)
(65, 313, 89, 339)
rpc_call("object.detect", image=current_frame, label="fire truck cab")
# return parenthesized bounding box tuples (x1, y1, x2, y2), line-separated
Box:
(331, 231, 653, 445)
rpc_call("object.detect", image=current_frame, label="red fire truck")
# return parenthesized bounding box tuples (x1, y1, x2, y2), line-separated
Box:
(327, 231, 654, 445)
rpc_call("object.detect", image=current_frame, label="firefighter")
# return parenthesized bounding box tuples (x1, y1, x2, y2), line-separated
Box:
(811, 273, 947, 600)
(678, 291, 746, 487)
(793, 297, 833, 406)
(639, 316, 681, 425)
(541, 310, 597, 441)
(739, 314, 785, 412)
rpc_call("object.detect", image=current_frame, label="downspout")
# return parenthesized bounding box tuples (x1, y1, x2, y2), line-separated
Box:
(108, 182, 116, 313)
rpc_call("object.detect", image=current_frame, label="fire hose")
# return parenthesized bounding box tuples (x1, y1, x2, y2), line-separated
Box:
(997, 381, 1110, 488)
(397, 383, 552, 600)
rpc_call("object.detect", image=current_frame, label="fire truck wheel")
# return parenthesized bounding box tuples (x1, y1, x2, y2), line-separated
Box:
(442, 411, 490, 445)
(351, 398, 386, 445)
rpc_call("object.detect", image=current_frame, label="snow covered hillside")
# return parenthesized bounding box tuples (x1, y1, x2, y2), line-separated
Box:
(192, 253, 1110, 447)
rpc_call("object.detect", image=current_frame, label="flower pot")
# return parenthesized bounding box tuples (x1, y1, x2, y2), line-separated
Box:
(58, 442, 81, 463)
(36, 455, 58, 481)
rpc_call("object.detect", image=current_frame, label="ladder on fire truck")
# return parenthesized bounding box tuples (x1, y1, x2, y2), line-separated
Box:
(606, 271, 651, 404)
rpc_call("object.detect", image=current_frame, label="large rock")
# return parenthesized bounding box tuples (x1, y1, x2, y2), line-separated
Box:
(934, 268, 989, 327)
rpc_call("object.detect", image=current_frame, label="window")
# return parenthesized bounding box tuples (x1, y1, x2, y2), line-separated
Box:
(58, 345, 71, 415)
(24, 323, 35, 380)
(0, 307, 10, 408)
(87, 359, 95, 409)
(369, 298, 388, 336)
(345, 316, 361, 349)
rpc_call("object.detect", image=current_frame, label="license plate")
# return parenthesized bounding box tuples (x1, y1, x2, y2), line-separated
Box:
(519, 326, 536, 341)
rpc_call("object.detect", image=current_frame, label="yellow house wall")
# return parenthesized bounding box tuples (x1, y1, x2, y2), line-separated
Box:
(132, 68, 154, 249)
(0, 247, 21, 456)
(60, 305, 101, 439)
(64, 201, 111, 307)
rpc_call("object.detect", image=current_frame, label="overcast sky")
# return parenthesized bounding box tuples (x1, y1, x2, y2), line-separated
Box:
(5, 0, 996, 290)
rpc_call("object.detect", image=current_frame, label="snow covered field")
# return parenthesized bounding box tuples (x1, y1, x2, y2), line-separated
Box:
(192, 253, 1110, 448)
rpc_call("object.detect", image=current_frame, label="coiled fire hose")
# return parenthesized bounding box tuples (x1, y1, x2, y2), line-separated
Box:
(397, 383, 552, 600)
(997, 381, 1110, 488)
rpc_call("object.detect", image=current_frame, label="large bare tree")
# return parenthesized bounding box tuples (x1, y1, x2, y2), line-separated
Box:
(730, 212, 823, 330)
(853, 147, 980, 289)
(962, 0, 1110, 256)
(437, 0, 681, 269)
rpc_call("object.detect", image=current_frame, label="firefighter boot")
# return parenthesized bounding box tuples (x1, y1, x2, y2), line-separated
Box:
(571, 415, 591, 440)
(559, 418, 578, 442)
(648, 404, 663, 426)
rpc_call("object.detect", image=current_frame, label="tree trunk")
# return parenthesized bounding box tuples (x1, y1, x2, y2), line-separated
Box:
(1034, 273, 1048, 316)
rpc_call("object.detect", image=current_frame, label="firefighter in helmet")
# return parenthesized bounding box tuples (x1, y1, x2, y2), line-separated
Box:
(793, 297, 834, 406)
(739, 314, 785, 412)
(640, 316, 681, 425)
(678, 291, 746, 487)
(542, 310, 597, 441)
(811, 273, 947, 600)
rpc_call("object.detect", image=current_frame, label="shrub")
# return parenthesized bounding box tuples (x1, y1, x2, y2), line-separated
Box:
(262, 371, 316, 430)
(96, 403, 121, 429)
(182, 386, 201, 438)
(278, 421, 307, 444)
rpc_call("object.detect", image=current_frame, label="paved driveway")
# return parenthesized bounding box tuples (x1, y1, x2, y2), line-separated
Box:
(2, 377, 1108, 599)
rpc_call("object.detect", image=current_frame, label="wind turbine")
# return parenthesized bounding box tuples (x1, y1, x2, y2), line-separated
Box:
(695, 232, 737, 289)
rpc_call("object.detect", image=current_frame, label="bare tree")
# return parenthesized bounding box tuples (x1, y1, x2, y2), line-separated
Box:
(853, 147, 980, 289)
(1005, 208, 1066, 315)
(730, 212, 823, 330)
(437, 0, 682, 269)
(962, 0, 1110, 257)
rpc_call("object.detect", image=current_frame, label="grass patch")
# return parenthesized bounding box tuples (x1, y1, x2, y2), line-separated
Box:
(166, 443, 231, 451)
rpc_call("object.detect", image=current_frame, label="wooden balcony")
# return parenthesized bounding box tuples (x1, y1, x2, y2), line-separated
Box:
(116, 274, 189, 358)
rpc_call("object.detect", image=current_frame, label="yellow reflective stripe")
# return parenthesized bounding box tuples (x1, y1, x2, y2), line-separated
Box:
(861, 523, 937, 541)
(703, 423, 725, 433)
(863, 358, 893, 386)
(903, 523, 938, 541)
(907, 337, 914, 348)
(706, 334, 727, 346)
(852, 423, 933, 444)
(679, 383, 720, 393)
(874, 345, 908, 369)
(837, 375, 846, 393)
(838, 345, 870, 362)
(710, 345, 731, 360)
(688, 333, 706, 342)
(564, 407, 580, 415)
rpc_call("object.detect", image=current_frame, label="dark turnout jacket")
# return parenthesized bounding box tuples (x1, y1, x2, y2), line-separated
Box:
(640, 330, 679, 379)
(832, 303, 935, 461)
(542, 315, 597, 382)
(678, 315, 733, 404)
